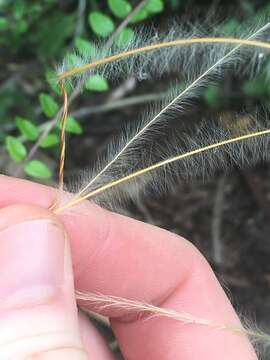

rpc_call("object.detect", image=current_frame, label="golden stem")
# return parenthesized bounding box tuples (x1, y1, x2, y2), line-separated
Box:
(54, 128, 270, 214)
(58, 37, 270, 81)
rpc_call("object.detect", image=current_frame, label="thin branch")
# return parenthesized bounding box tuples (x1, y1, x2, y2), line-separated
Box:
(74, 0, 86, 37)
(211, 176, 226, 266)
(105, 0, 148, 49)
(70, 90, 167, 117)
(15, 91, 167, 145)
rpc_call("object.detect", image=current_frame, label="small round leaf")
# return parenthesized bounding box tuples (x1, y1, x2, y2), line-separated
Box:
(40, 133, 59, 148)
(130, 8, 148, 23)
(16, 116, 39, 141)
(204, 85, 222, 107)
(46, 69, 62, 95)
(5, 136, 27, 162)
(145, 0, 164, 13)
(115, 28, 134, 47)
(39, 93, 59, 118)
(85, 74, 109, 92)
(64, 52, 83, 69)
(108, 0, 132, 18)
(24, 160, 52, 179)
(75, 37, 97, 57)
(0, 17, 8, 31)
(88, 11, 115, 38)
(57, 116, 83, 135)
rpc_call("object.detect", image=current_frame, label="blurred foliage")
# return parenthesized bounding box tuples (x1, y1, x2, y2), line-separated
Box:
(0, 0, 269, 179)
(0, 0, 165, 179)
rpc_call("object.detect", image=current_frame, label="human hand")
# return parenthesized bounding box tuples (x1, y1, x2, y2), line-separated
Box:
(0, 176, 257, 359)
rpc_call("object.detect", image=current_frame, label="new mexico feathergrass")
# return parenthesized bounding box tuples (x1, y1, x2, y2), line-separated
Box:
(54, 127, 270, 213)
(56, 21, 270, 210)
(58, 37, 270, 82)
(51, 20, 270, 352)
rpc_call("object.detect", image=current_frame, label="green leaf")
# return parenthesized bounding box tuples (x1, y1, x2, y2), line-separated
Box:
(145, 0, 164, 13)
(85, 74, 109, 92)
(15, 116, 39, 141)
(115, 28, 134, 47)
(108, 0, 132, 18)
(75, 37, 97, 57)
(88, 11, 115, 37)
(24, 160, 52, 179)
(57, 116, 83, 135)
(204, 85, 222, 107)
(46, 69, 61, 95)
(13, 0, 27, 19)
(0, 17, 8, 31)
(16, 19, 28, 33)
(5, 136, 27, 162)
(130, 0, 164, 23)
(64, 52, 82, 69)
(40, 133, 59, 148)
(46, 69, 72, 96)
(39, 93, 59, 118)
(242, 78, 269, 97)
(130, 8, 148, 23)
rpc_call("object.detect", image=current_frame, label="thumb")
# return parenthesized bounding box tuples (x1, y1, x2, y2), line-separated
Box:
(0, 204, 87, 359)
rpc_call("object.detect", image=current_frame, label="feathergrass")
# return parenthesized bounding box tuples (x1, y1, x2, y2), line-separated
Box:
(75, 292, 270, 344)
(57, 37, 270, 82)
(52, 20, 270, 353)
(54, 127, 270, 213)
(57, 22, 270, 206)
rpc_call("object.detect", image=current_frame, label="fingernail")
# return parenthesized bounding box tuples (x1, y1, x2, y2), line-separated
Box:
(0, 220, 65, 307)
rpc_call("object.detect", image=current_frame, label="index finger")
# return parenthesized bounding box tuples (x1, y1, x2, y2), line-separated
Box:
(0, 176, 257, 360)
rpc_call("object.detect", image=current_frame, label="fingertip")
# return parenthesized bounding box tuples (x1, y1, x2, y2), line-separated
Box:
(0, 203, 84, 358)
(0, 203, 63, 232)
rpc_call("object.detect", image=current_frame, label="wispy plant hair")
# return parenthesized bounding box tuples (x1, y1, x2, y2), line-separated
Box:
(56, 20, 270, 211)
(57, 19, 270, 87)
(51, 17, 270, 356)
(75, 291, 270, 354)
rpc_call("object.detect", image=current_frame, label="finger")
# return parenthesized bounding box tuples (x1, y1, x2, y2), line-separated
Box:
(0, 204, 88, 359)
(78, 311, 115, 360)
(0, 177, 257, 360)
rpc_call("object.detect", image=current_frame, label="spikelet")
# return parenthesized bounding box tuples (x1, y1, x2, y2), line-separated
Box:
(76, 291, 270, 355)
(52, 18, 270, 357)
(57, 19, 270, 88)
(57, 20, 270, 212)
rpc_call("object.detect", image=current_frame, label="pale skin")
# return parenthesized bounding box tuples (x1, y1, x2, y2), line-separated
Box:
(0, 176, 258, 359)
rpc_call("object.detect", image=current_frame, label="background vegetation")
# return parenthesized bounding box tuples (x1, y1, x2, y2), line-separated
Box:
(1, 0, 269, 180)
(1, 0, 270, 357)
